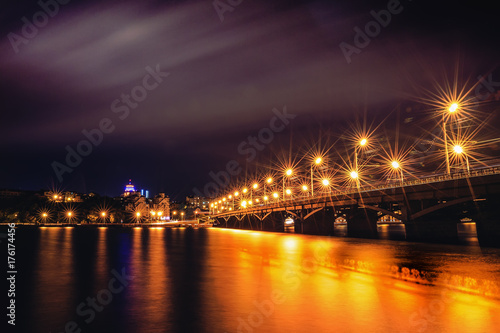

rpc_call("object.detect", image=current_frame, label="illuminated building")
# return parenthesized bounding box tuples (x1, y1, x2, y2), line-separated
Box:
(123, 179, 138, 197)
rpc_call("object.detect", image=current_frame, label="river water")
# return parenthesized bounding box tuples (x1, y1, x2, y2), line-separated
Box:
(13, 226, 500, 333)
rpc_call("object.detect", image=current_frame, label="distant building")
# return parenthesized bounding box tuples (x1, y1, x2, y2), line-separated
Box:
(152, 193, 170, 219)
(186, 196, 209, 211)
(123, 179, 139, 197)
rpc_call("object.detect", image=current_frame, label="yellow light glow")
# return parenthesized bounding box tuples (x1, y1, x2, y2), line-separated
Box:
(181, 212, 184, 216)
(286, 169, 293, 176)
(273, 192, 279, 198)
(243, 188, 248, 193)
(253, 183, 258, 189)
(322, 179, 330, 186)
(136, 212, 141, 217)
(210, 203, 214, 207)
(234, 191, 239, 196)
(101, 212, 106, 217)
(360, 138, 367, 146)
(241, 201, 247, 207)
(222, 198, 226, 202)
(302, 185, 308, 191)
(151, 211, 156, 216)
(264, 196, 269, 201)
(67, 212, 72, 217)
(53, 195, 57, 200)
(218, 200, 221, 203)
(350, 171, 358, 179)
(315, 157, 322, 164)
(42, 213, 48, 217)
(255, 199, 260, 203)
(249, 200, 253, 205)
(158, 211, 163, 216)
(267, 177, 272, 183)
(391, 161, 400, 169)
(449, 103, 459, 113)
(286, 189, 292, 195)
(454, 145, 463, 154)
(228, 195, 232, 199)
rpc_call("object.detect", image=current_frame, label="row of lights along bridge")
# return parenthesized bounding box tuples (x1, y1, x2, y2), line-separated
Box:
(210, 102, 472, 214)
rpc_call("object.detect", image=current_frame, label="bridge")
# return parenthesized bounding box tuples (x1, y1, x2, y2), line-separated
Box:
(211, 167, 500, 247)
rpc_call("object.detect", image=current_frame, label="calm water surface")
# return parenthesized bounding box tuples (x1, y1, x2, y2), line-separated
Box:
(15, 227, 500, 333)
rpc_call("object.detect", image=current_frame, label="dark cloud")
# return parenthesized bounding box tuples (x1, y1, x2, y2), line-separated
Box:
(1, 0, 499, 198)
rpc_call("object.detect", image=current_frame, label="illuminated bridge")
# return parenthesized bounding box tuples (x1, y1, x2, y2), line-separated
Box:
(211, 167, 500, 247)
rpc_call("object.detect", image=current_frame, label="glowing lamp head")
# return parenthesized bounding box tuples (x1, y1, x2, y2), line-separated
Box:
(253, 183, 258, 189)
(350, 171, 358, 179)
(248, 200, 252, 205)
(359, 138, 367, 146)
(228, 195, 232, 199)
(243, 188, 248, 193)
(67, 212, 72, 217)
(449, 103, 459, 113)
(136, 212, 141, 217)
(264, 196, 269, 201)
(286, 189, 292, 195)
(267, 177, 272, 183)
(453, 145, 463, 154)
(302, 185, 308, 191)
(391, 161, 400, 169)
(322, 179, 330, 186)
(42, 213, 47, 217)
(151, 211, 156, 216)
(286, 169, 292, 176)
(158, 211, 163, 216)
(241, 201, 247, 208)
(315, 157, 322, 165)
(234, 191, 239, 196)
(222, 198, 226, 202)
(101, 212, 106, 217)
(273, 192, 279, 198)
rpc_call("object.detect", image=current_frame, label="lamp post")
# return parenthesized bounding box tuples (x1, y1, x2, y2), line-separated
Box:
(284, 169, 292, 200)
(101, 211, 106, 223)
(355, 138, 367, 172)
(136, 212, 141, 223)
(444, 103, 459, 175)
(391, 160, 403, 183)
(453, 144, 469, 173)
(311, 157, 322, 197)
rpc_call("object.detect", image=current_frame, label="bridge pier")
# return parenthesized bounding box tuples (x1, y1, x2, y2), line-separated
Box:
(472, 195, 500, 248)
(346, 207, 378, 238)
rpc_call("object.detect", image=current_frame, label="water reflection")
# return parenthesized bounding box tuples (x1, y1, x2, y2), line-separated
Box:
(15, 227, 500, 333)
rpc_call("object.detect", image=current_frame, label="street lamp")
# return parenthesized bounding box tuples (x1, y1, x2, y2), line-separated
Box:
(443, 102, 460, 175)
(391, 160, 403, 183)
(283, 169, 293, 200)
(136, 212, 141, 223)
(311, 157, 322, 197)
(453, 144, 469, 173)
(355, 138, 368, 171)
(101, 211, 106, 223)
(181, 212, 184, 221)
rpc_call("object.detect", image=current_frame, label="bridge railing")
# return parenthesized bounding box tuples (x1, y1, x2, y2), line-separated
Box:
(213, 166, 500, 217)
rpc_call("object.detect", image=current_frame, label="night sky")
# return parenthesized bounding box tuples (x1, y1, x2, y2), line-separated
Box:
(1, 0, 499, 199)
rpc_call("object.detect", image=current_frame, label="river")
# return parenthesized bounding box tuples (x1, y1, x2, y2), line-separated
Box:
(14, 226, 500, 332)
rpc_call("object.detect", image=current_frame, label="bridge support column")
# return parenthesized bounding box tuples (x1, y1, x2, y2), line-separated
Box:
(346, 207, 378, 238)
(473, 195, 500, 248)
